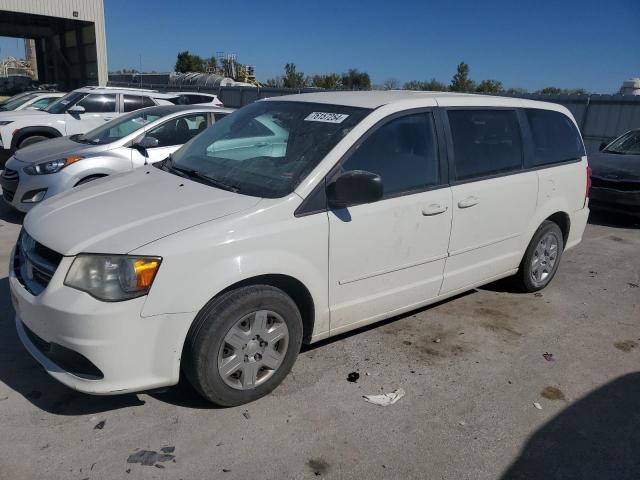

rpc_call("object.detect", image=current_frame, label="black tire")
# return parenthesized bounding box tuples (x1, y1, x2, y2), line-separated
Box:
(183, 285, 303, 406)
(17, 135, 49, 149)
(513, 220, 564, 292)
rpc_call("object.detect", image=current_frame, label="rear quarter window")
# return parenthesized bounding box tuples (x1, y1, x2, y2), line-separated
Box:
(525, 109, 585, 166)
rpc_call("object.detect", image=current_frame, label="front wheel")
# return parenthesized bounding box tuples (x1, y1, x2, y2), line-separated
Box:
(183, 285, 303, 406)
(514, 221, 564, 292)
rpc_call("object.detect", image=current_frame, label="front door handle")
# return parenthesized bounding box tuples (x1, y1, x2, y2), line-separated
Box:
(458, 196, 479, 208)
(422, 204, 448, 216)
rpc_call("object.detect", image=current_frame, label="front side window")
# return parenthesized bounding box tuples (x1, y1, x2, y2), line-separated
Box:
(123, 95, 156, 112)
(526, 109, 585, 165)
(603, 130, 640, 155)
(43, 91, 87, 114)
(73, 110, 163, 145)
(76, 94, 117, 113)
(340, 113, 440, 197)
(166, 101, 371, 198)
(448, 109, 523, 181)
(146, 113, 208, 147)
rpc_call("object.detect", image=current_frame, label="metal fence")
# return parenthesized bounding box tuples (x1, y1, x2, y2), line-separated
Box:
(109, 80, 640, 152)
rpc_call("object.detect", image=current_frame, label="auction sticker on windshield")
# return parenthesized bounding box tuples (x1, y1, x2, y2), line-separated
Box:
(304, 112, 349, 123)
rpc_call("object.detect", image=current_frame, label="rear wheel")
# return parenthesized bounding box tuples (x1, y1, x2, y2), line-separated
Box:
(514, 221, 564, 292)
(18, 135, 49, 149)
(183, 285, 303, 406)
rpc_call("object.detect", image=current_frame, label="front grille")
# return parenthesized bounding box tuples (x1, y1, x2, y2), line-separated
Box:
(13, 230, 63, 295)
(591, 176, 640, 192)
(2, 168, 18, 180)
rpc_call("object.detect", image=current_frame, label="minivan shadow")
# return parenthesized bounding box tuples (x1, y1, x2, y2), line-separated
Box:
(0, 277, 146, 415)
(501, 373, 640, 480)
(0, 194, 24, 225)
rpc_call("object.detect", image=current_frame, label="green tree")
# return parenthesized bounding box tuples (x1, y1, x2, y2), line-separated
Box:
(403, 78, 447, 91)
(536, 87, 562, 95)
(264, 77, 284, 88)
(283, 63, 307, 89)
(175, 51, 204, 73)
(311, 73, 342, 89)
(475, 79, 503, 93)
(450, 62, 475, 92)
(504, 87, 529, 95)
(341, 69, 371, 90)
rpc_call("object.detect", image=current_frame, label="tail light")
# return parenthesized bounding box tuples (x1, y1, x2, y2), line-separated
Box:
(586, 164, 592, 199)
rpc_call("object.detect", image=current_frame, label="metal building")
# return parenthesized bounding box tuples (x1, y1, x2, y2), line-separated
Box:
(0, 0, 108, 89)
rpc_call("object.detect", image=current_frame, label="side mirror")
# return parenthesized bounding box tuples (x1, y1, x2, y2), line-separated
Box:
(67, 105, 85, 114)
(132, 136, 159, 158)
(327, 170, 383, 208)
(599, 141, 608, 151)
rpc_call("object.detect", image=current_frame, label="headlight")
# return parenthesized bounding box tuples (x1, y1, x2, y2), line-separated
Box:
(24, 156, 84, 175)
(0, 120, 13, 126)
(64, 254, 162, 301)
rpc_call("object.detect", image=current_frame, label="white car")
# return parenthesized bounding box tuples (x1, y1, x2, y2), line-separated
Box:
(0, 86, 179, 166)
(169, 92, 224, 107)
(10, 91, 590, 406)
(1, 105, 232, 212)
(0, 91, 66, 112)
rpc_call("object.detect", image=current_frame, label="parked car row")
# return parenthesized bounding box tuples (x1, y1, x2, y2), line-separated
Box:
(7, 90, 592, 406)
(0, 90, 66, 112)
(0, 86, 224, 167)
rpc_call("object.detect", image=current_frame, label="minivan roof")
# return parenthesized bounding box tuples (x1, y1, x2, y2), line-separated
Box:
(265, 90, 569, 113)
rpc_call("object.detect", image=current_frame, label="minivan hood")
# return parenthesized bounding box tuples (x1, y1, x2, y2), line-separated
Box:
(589, 151, 640, 181)
(24, 167, 262, 256)
(14, 136, 102, 164)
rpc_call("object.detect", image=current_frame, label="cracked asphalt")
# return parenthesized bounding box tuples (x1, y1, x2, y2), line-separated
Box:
(0, 200, 639, 480)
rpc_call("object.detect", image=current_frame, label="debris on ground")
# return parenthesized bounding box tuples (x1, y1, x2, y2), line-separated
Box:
(628, 283, 639, 288)
(347, 372, 360, 383)
(222, 468, 231, 473)
(94, 420, 106, 430)
(242, 410, 250, 419)
(614, 340, 638, 352)
(126, 449, 175, 467)
(541, 386, 566, 401)
(588, 270, 597, 277)
(433, 338, 441, 343)
(458, 421, 467, 426)
(533, 402, 542, 410)
(160, 446, 175, 454)
(542, 352, 555, 362)
(363, 388, 405, 406)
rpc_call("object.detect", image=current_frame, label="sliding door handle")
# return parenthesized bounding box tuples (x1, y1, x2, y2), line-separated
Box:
(458, 196, 479, 208)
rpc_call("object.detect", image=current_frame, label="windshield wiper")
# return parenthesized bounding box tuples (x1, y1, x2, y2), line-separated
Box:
(167, 162, 240, 193)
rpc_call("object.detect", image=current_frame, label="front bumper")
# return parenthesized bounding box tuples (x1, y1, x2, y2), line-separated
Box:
(1, 157, 77, 213)
(10, 248, 196, 395)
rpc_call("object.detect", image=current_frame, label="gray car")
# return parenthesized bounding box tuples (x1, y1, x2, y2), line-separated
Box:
(1, 104, 232, 212)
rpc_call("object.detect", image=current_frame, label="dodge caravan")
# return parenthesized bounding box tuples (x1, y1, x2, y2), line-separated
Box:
(10, 91, 590, 406)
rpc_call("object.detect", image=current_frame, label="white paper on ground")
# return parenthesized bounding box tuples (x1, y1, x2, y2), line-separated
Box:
(363, 388, 406, 406)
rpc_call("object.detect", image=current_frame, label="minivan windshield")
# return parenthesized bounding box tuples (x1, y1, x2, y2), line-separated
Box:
(604, 130, 640, 155)
(74, 109, 164, 145)
(165, 101, 371, 198)
(44, 91, 87, 114)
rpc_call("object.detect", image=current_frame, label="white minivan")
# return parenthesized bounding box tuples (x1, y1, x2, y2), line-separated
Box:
(10, 91, 590, 406)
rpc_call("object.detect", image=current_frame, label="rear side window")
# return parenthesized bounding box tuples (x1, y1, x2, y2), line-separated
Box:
(147, 113, 208, 147)
(76, 94, 116, 113)
(341, 113, 439, 197)
(123, 95, 156, 112)
(448, 109, 523, 181)
(526, 109, 585, 166)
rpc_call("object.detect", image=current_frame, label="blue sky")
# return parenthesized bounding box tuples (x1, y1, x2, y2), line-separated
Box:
(1, 0, 638, 93)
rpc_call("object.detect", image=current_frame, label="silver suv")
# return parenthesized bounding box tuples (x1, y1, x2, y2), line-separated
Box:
(0, 86, 180, 167)
(1, 104, 232, 212)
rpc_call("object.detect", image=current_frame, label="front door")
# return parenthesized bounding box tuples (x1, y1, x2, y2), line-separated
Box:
(64, 93, 118, 135)
(131, 113, 210, 167)
(328, 111, 452, 332)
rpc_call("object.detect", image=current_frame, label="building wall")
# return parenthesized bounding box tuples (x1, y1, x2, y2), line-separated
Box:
(1, 0, 108, 85)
